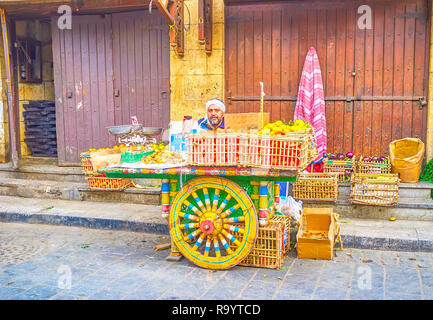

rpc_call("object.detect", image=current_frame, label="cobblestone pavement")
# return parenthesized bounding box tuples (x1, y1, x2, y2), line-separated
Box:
(0, 222, 432, 300)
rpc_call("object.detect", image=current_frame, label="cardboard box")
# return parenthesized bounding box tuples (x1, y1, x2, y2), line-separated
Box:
(224, 112, 270, 132)
(296, 208, 341, 260)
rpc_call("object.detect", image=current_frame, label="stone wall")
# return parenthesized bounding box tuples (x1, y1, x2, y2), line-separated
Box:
(170, 0, 225, 121)
(0, 29, 9, 163)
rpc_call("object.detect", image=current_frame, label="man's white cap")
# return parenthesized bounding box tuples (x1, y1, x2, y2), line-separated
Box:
(206, 99, 225, 113)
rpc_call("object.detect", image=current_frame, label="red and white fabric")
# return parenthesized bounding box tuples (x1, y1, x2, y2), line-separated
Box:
(294, 47, 327, 161)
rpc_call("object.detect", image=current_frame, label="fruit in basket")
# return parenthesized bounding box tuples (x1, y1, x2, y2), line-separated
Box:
(379, 156, 387, 162)
(337, 153, 345, 160)
(328, 153, 337, 160)
(363, 156, 371, 162)
(371, 156, 379, 162)
(346, 152, 354, 159)
(142, 146, 183, 164)
(259, 119, 311, 135)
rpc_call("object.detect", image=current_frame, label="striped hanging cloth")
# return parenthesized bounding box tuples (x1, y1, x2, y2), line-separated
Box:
(294, 47, 327, 162)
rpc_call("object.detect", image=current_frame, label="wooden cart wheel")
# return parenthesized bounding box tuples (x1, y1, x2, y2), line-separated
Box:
(169, 177, 258, 270)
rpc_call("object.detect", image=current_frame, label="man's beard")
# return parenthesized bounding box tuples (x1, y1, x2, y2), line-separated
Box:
(209, 118, 221, 126)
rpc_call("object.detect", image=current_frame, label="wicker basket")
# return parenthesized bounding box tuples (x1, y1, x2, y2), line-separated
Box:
(268, 215, 291, 255)
(86, 175, 131, 191)
(356, 155, 391, 175)
(186, 131, 314, 171)
(238, 219, 284, 269)
(323, 156, 356, 183)
(293, 173, 338, 202)
(350, 173, 399, 206)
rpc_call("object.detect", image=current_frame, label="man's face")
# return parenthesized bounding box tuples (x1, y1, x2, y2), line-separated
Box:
(207, 105, 224, 126)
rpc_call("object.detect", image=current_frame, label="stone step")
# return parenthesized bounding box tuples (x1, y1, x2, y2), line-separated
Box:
(0, 177, 160, 205)
(337, 182, 433, 200)
(303, 199, 433, 222)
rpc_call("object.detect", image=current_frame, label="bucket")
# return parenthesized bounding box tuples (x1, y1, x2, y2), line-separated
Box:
(389, 138, 425, 183)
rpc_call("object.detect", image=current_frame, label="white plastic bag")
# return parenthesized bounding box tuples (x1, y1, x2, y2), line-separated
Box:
(279, 196, 302, 221)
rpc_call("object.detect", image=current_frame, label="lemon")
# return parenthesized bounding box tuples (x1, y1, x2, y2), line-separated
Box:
(389, 216, 396, 221)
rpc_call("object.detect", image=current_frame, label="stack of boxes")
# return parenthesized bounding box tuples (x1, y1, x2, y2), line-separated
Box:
(23, 100, 57, 157)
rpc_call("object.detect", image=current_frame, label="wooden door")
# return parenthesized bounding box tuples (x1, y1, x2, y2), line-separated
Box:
(112, 11, 170, 130)
(52, 10, 171, 165)
(225, 0, 429, 156)
(52, 14, 115, 165)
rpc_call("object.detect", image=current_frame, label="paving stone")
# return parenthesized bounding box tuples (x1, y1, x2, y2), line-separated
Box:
(312, 287, 347, 300)
(239, 280, 280, 300)
(360, 250, 382, 265)
(126, 278, 173, 299)
(88, 288, 128, 300)
(50, 293, 85, 300)
(12, 285, 62, 300)
(0, 287, 27, 299)
(379, 251, 400, 266)
(349, 288, 383, 300)
(60, 274, 114, 297)
(161, 278, 216, 299)
(253, 267, 289, 282)
(384, 291, 422, 300)
(1, 222, 432, 300)
(273, 287, 312, 300)
(319, 263, 353, 289)
(200, 285, 240, 300)
(385, 266, 421, 296)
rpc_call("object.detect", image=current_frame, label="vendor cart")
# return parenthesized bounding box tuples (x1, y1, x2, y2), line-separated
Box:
(95, 122, 317, 270)
(99, 165, 298, 270)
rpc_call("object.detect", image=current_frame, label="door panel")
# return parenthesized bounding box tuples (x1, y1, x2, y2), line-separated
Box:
(225, 0, 429, 156)
(112, 11, 170, 130)
(52, 15, 114, 165)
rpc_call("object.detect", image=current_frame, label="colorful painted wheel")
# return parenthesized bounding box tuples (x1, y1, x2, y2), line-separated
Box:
(169, 177, 258, 270)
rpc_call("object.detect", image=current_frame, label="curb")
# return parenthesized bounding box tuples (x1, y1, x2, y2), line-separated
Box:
(0, 212, 169, 235)
(1, 211, 433, 253)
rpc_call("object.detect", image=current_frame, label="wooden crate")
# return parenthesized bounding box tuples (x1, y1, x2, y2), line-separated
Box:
(293, 173, 338, 202)
(225, 112, 270, 131)
(238, 220, 284, 269)
(323, 157, 356, 183)
(350, 173, 399, 206)
(356, 155, 391, 175)
(297, 208, 342, 260)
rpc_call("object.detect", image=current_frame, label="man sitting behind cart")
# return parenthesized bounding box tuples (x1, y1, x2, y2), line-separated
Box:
(197, 99, 225, 131)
